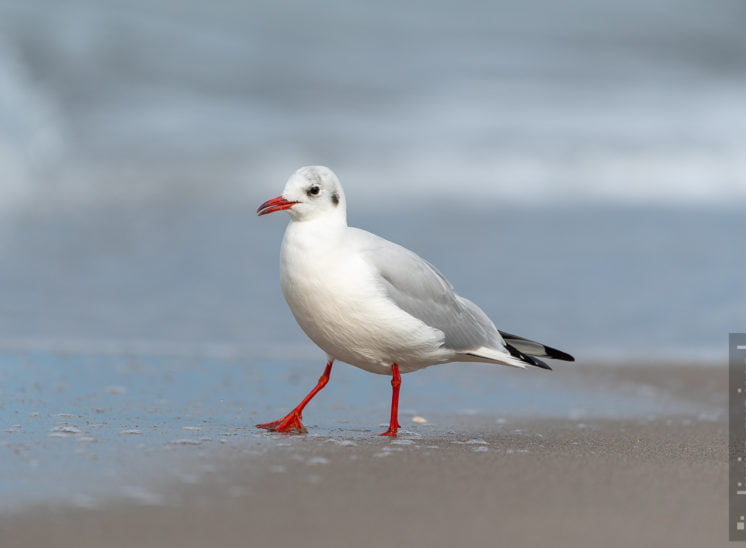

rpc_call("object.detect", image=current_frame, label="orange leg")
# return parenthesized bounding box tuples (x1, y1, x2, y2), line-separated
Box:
(379, 363, 402, 437)
(257, 361, 333, 434)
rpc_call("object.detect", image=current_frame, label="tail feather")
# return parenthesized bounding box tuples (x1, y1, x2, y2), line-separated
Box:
(457, 333, 573, 371)
(459, 347, 528, 369)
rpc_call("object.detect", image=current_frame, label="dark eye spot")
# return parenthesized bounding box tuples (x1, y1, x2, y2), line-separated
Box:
(331, 192, 339, 206)
(307, 185, 320, 196)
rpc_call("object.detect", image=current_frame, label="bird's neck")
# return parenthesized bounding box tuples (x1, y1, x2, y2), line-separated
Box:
(281, 216, 347, 281)
(291, 208, 347, 229)
(284, 214, 346, 249)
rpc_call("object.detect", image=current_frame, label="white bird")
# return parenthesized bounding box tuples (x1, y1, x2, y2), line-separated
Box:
(257, 166, 573, 436)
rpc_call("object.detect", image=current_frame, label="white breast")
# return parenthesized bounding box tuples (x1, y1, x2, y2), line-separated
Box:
(279, 220, 450, 374)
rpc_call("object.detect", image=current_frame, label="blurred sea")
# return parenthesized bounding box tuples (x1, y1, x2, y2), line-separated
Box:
(0, 0, 744, 361)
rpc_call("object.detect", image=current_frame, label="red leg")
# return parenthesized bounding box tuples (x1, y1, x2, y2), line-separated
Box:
(379, 363, 402, 437)
(257, 361, 333, 434)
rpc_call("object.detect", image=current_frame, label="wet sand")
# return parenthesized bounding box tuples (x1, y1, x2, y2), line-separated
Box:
(0, 359, 726, 548)
(1, 418, 725, 548)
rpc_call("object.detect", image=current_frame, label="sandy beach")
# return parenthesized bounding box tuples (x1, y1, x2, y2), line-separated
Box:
(3, 418, 725, 548)
(0, 360, 727, 548)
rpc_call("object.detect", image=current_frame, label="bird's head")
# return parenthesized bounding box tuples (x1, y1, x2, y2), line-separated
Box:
(257, 166, 346, 223)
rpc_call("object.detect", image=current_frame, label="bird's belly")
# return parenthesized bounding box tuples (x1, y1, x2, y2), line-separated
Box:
(281, 259, 451, 374)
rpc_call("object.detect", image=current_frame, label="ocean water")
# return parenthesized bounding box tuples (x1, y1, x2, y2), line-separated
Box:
(0, 0, 744, 360)
(0, 202, 741, 361)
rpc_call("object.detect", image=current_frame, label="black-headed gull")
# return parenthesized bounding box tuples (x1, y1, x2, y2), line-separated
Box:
(257, 166, 573, 436)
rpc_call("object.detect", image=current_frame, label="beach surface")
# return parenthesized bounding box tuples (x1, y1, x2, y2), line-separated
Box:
(0, 357, 727, 548)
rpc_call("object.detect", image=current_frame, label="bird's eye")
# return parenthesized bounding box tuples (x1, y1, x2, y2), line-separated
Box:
(307, 185, 320, 196)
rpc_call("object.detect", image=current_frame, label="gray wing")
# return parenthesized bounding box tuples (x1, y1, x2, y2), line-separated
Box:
(350, 228, 503, 353)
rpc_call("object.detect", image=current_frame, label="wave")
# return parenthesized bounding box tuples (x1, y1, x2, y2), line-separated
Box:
(1, 0, 744, 214)
(0, 39, 66, 214)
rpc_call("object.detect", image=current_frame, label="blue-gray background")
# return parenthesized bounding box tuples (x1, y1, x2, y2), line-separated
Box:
(1, 0, 744, 361)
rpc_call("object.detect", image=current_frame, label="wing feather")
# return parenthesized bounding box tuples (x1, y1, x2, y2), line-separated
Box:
(346, 228, 574, 368)
(349, 228, 504, 354)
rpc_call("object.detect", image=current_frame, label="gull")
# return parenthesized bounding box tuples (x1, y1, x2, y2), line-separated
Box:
(256, 166, 573, 436)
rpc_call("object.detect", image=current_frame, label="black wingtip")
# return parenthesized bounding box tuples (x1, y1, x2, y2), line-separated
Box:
(499, 330, 575, 363)
(505, 343, 553, 370)
(532, 359, 553, 371)
(544, 347, 575, 362)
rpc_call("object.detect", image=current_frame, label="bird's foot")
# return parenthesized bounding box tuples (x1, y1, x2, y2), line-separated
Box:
(378, 421, 401, 437)
(256, 411, 307, 434)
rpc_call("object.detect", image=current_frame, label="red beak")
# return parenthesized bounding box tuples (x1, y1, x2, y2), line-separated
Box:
(257, 196, 298, 216)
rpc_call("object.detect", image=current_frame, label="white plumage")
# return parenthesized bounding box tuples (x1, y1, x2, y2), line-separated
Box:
(256, 166, 573, 436)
